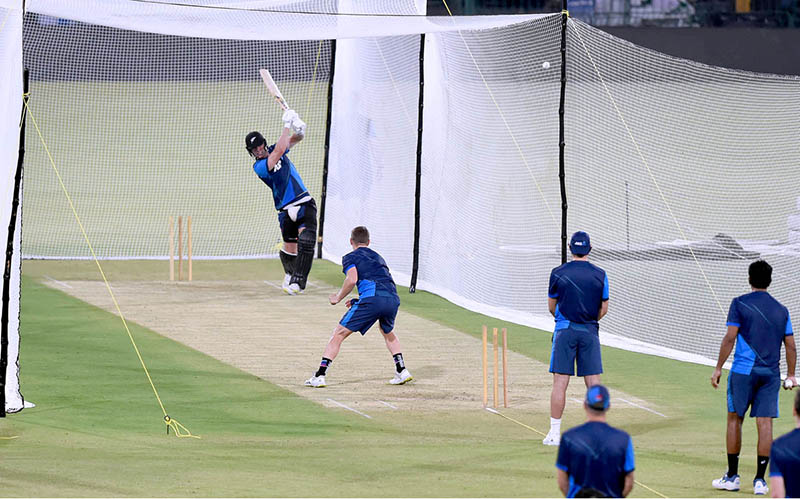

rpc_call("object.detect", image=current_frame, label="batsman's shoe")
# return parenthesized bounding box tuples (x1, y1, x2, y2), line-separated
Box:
(753, 479, 768, 496)
(542, 430, 560, 446)
(287, 283, 304, 295)
(390, 369, 413, 385)
(304, 375, 326, 388)
(711, 474, 740, 491)
(281, 274, 292, 294)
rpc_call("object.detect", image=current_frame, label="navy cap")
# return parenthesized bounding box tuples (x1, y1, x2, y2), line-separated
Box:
(585, 384, 610, 411)
(570, 231, 591, 256)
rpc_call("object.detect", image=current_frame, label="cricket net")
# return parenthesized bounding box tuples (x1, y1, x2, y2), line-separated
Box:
(12, 0, 800, 370)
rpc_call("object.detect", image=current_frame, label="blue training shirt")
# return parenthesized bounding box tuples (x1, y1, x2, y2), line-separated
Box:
(548, 260, 609, 330)
(556, 421, 635, 498)
(342, 247, 399, 300)
(727, 291, 792, 375)
(770, 428, 800, 498)
(252, 144, 309, 210)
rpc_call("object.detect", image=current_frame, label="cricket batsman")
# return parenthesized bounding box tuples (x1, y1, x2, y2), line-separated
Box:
(245, 109, 316, 295)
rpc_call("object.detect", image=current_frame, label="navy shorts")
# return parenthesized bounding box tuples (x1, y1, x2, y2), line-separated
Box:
(278, 199, 317, 243)
(727, 370, 780, 418)
(339, 296, 399, 335)
(549, 323, 603, 376)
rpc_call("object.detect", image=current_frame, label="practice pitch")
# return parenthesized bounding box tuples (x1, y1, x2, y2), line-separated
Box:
(43, 277, 661, 416)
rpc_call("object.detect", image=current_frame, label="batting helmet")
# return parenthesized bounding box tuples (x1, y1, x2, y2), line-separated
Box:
(245, 131, 266, 155)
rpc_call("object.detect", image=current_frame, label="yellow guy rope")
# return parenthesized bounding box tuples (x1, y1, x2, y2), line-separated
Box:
(440, 0, 558, 228)
(569, 19, 724, 315)
(22, 97, 198, 438)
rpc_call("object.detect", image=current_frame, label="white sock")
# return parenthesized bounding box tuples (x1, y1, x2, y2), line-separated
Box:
(550, 417, 561, 433)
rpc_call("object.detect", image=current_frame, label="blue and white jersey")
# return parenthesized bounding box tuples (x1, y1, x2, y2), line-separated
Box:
(770, 428, 800, 498)
(556, 421, 635, 498)
(342, 247, 398, 300)
(727, 291, 792, 375)
(252, 144, 309, 210)
(548, 261, 609, 331)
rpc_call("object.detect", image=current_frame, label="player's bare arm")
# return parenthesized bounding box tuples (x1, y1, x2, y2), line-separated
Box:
(289, 131, 304, 148)
(330, 267, 358, 305)
(711, 325, 739, 388)
(622, 471, 635, 497)
(267, 127, 292, 171)
(548, 297, 557, 317)
(556, 469, 569, 496)
(784, 334, 797, 388)
(598, 299, 609, 320)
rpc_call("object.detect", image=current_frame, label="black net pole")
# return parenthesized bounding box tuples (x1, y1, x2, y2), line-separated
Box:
(559, 7, 568, 264)
(317, 40, 336, 259)
(409, 34, 425, 294)
(1, 68, 29, 417)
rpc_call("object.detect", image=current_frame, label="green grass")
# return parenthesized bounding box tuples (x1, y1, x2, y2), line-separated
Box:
(2, 259, 798, 497)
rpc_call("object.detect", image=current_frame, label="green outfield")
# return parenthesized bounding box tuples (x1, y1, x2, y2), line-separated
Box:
(2, 258, 797, 497)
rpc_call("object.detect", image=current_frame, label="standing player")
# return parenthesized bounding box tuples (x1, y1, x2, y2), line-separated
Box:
(770, 389, 800, 498)
(711, 260, 797, 496)
(304, 226, 412, 387)
(245, 109, 316, 296)
(543, 231, 609, 446)
(556, 385, 635, 498)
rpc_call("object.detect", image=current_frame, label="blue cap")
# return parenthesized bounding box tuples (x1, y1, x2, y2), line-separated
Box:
(585, 384, 610, 411)
(570, 231, 591, 255)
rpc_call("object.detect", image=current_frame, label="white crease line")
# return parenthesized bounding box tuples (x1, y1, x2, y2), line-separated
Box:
(378, 400, 398, 409)
(44, 275, 73, 289)
(327, 398, 372, 419)
(263, 280, 283, 290)
(617, 398, 667, 418)
(570, 397, 583, 404)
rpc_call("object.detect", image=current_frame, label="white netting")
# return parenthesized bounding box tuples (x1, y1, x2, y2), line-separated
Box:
(416, 15, 564, 318)
(1, 0, 25, 412)
(322, 34, 421, 277)
(565, 20, 800, 364)
(22, 16, 332, 258)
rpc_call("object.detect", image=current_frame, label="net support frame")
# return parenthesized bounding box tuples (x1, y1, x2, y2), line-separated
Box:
(559, 7, 568, 264)
(409, 33, 425, 293)
(1, 68, 28, 418)
(317, 39, 337, 259)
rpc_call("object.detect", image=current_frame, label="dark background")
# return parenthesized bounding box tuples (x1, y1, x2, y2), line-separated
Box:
(429, 0, 800, 75)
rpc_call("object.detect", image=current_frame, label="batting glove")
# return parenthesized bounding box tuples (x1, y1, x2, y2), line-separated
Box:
(291, 116, 307, 135)
(282, 109, 298, 128)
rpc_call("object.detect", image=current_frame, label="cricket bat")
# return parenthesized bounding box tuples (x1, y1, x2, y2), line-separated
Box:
(259, 68, 289, 111)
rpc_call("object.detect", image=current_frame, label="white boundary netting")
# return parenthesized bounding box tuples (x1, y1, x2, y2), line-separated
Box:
(1, 0, 25, 411)
(563, 20, 800, 366)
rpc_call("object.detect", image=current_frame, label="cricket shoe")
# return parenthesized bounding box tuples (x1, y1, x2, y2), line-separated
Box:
(711, 474, 740, 491)
(389, 369, 413, 385)
(281, 274, 292, 294)
(753, 479, 768, 495)
(304, 375, 326, 388)
(286, 283, 304, 295)
(542, 430, 560, 446)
